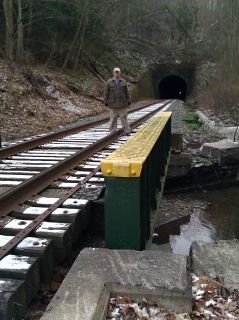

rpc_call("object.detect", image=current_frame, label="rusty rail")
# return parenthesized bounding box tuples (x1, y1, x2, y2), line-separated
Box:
(0, 165, 101, 260)
(0, 101, 170, 216)
(0, 102, 163, 159)
(0, 100, 172, 260)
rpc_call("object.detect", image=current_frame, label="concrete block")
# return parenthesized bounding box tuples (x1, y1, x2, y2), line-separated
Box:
(33, 221, 73, 263)
(13, 237, 54, 283)
(0, 235, 54, 283)
(41, 248, 192, 320)
(190, 240, 239, 290)
(0, 254, 40, 305)
(171, 131, 184, 151)
(201, 140, 239, 165)
(11, 205, 84, 243)
(167, 153, 192, 178)
(0, 219, 72, 263)
(0, 278, 26, 320)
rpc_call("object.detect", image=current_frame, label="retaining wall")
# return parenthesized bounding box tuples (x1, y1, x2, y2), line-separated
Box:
(196, 110, 239, 142)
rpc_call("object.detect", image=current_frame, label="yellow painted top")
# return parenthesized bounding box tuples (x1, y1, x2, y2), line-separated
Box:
(101, 112, 171, 177)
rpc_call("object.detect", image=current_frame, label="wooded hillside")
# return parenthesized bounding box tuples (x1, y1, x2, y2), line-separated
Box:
(1, 0, 239, 115)
(1, 1, 238, 72)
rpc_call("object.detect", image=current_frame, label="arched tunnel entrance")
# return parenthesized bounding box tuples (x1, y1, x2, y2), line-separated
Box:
(158, 75, 187, 101)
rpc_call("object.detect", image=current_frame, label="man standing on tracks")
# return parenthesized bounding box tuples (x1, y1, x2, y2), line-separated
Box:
(104, 67, 131, 135)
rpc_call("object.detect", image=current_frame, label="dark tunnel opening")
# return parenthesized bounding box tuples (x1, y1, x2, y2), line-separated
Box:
(158, 75, 187, 101)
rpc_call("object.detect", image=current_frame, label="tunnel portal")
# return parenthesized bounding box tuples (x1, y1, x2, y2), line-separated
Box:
(158, 75, 187, 101)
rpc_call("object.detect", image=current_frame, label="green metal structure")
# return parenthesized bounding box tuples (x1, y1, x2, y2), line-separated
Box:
(101, 112, 171, 250)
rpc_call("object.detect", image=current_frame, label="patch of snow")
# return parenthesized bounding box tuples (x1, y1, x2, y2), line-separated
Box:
(36, 221, 70, 234)
(5, 219, 31, 229)
(17, 237, 50, 249)
(0, 255, 31, 270)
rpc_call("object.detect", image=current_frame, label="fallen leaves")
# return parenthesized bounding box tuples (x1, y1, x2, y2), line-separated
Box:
(106, 275, 239, 320)
(107, 295, 190, 320)
(191, 274, 239, 319)
(0, 59, 108, 142)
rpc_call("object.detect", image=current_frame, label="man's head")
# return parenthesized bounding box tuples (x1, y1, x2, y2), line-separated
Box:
(113, 67, 121, 79)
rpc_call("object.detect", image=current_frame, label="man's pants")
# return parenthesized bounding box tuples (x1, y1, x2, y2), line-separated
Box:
(109, 108, 131, 133)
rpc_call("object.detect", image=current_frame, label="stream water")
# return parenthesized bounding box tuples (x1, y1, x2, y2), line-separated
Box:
(154, 186, 239, 255)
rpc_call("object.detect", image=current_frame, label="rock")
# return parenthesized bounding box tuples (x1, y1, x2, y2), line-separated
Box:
(0, 86, 6, 92)
(167, 153, 193, 178)
(201, 139, 239, 165)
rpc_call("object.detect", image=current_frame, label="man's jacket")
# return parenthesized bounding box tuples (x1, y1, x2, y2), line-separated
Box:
(104, 78, 131, 109)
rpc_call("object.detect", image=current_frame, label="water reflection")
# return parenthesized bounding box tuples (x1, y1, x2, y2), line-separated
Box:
(169, 210, 215, 255)
(154, 187, 239, 255)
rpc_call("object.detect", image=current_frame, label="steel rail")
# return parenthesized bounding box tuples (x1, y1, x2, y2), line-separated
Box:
(0, 102, 162, 159)
(0, 101, 169, 216)
(0, 100, 171, 260)
(0, 165, 101, 260)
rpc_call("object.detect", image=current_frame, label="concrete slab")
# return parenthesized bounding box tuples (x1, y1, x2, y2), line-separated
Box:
(41, 248, 192, 320)
(190, 240, 239, 290)
(201, 139, 239, 165)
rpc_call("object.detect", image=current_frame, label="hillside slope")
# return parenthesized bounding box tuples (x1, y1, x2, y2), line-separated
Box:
(0, 61, 108, 142)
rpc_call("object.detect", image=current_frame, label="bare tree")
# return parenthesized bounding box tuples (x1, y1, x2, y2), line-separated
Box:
(62, 0, 88, 69)
(3, 0, 14, 61)
(16, 0, 24, 64)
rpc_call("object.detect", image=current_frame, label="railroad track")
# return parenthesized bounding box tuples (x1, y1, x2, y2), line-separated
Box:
(0, 100, 173, 319)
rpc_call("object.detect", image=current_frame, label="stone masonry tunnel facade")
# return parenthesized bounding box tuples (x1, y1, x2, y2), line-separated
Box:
(159, 75, 187, 100)
(151, 63, 196, 101)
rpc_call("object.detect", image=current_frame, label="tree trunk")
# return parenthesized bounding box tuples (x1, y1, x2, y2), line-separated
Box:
(25, 0, 34, 64)
(16, 0, 24, 64)
(3, 0, 14, 61)
(62, 23, 81, 69)
(62, 1, 87, 69)
(27, 0, 34, 39)
(73, 15, 87, 71)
